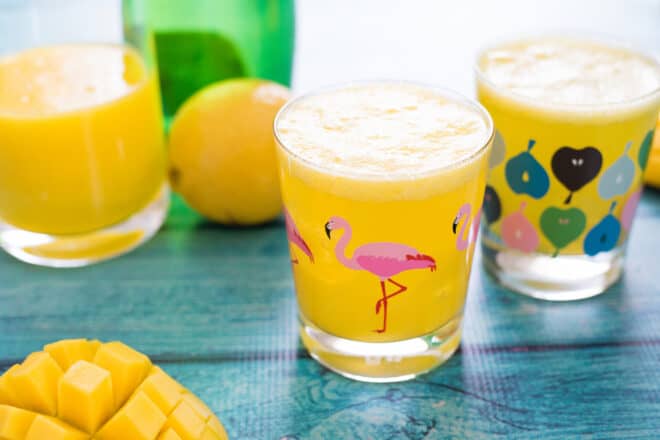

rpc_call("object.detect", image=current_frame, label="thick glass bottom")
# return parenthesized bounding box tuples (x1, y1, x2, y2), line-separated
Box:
(482, 236, 623, 301)
(0, 184, 169, 268)
(300, 315, 462, 383)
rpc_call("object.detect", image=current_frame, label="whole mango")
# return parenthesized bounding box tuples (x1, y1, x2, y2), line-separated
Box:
(643, 120, 660, 189)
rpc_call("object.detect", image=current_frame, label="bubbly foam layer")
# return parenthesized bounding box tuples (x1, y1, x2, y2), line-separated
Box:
(276, 83, 490, 177)
(0, 45, 147, 117)
(479, 37, 660, 106)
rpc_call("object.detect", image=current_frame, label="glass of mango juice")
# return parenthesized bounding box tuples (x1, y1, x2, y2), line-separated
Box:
(0, 0, 167, 267)
(476, 36, 660, 300)
(274, 82, 493, 382)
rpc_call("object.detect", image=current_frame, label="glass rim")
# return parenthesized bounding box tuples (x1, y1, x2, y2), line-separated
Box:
(273, 79, 495, 181)
(473, 32, 660, 111)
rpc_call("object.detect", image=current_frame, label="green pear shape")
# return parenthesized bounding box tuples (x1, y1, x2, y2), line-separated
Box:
(540, 207, 587, 257)
(638, 129, 655, 171)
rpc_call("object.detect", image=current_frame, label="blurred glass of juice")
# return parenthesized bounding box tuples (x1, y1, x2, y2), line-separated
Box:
(0, 0, 167, 267)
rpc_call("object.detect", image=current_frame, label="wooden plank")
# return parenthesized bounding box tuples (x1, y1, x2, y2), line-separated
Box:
(161, 343, 660, 439)
(1, 193, 659, 438)
(1, 192, 659, 362)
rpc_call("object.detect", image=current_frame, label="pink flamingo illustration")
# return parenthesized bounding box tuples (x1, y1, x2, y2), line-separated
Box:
(453, 203, 481, 251)
(284, 208, 314, 264)
(324, 216, 436, 333)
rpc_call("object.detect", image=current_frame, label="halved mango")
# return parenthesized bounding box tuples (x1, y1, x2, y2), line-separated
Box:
(138, 367, 184, 415)
(207, 416, 228, 439)
(158, 428, 183, 440)
(0, 405, 37, 439)
(182, 394, 213, 422)
(5, 352, 63, 415)
(0, 339, 228, 439)
(0, 365, 21, 406)
(200, 425, 223, 440)
(25, 415, 87, 440)
(95, 391, 166, 440)
(163, 399, 206, 440)
(45, 339, 102, 372)
(58, 361, 114, 433)
(93, 342, 151, 409)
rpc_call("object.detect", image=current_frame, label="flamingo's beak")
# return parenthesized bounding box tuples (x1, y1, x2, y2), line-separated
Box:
(324, 222, 332, 239)
(452, 216, 459, 234)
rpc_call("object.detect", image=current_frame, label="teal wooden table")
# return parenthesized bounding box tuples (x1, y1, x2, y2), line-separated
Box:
(1, 190, 660, 439)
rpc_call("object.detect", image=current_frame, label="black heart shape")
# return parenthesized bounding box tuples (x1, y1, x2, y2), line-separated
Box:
(551, 146, 603, 204)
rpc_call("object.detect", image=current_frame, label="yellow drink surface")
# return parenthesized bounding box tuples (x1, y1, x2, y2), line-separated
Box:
(477, 37, 660, 255)
(479, 37, 660, 106)
(0, 45, 165, 235)
(276, 83, 491, 342)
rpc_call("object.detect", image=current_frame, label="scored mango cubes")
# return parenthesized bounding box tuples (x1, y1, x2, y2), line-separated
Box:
(0, 405, 36, 439)
(58, 361, 114, 433)
(6, 352, 63, 415)
(0, 340, 228, 440)
(45, 339, 102, 372)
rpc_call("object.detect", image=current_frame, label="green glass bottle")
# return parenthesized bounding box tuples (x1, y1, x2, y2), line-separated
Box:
(123, 0, 294, 122)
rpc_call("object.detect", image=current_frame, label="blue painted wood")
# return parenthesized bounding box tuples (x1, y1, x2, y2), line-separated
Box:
(1, 191, 660, 439)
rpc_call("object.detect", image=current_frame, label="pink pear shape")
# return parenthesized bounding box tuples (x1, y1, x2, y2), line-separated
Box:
(621, 187, 642, 232)
(501, 202, 540, 253)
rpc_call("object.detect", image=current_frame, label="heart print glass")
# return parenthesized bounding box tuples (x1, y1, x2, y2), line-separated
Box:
(477, 36, 660, 300)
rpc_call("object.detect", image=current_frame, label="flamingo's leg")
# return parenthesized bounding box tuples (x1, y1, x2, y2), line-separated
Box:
(374, 280, 387, 333)
(376, 278, 407, 314)
(290, 248, 299, 264)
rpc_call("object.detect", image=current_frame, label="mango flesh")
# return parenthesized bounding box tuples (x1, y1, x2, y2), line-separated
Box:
(0, 340, 228, 440)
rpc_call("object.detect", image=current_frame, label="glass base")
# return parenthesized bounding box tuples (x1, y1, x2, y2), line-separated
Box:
(300, 316, 462, 383)
(482, 237, 623, 301)
(0, 185, 169, 268)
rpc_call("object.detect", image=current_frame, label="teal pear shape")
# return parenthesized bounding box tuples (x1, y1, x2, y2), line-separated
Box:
(598, 142, 635, 200)
(583, 202, 621, 256)
(505, 139, 550, 199)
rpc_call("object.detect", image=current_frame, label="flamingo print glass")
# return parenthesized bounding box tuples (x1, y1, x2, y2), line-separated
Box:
(274, 82, 493, 382)
(476, 36, 660, 300)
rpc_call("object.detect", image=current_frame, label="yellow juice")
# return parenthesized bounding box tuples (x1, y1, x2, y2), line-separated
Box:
(275, 83, 492, 349)
(0, 44, 165, 235)
(477, 37, 660, 257)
